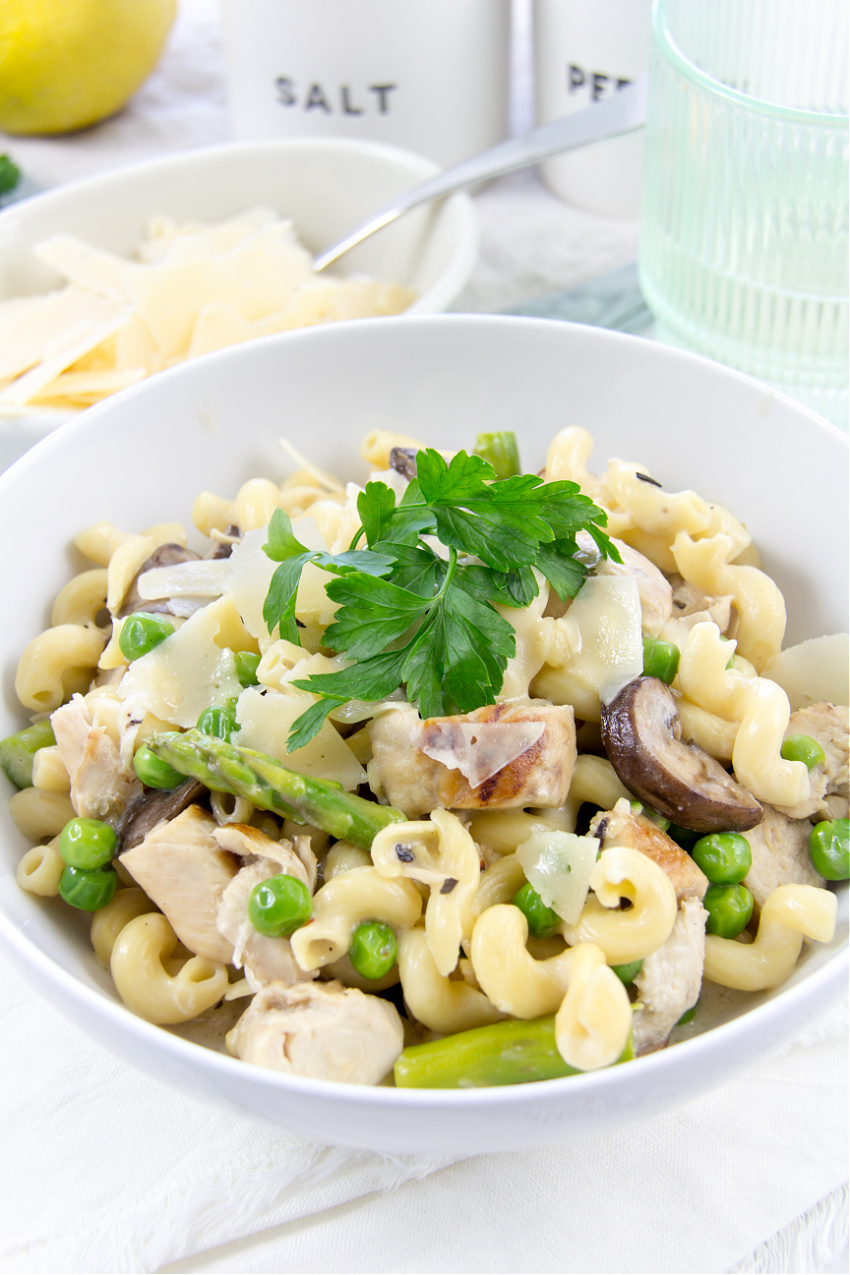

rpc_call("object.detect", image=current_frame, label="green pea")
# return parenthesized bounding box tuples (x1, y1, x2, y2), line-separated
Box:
(611, 959, 643, 986)
(349, 920, 398, 980)
(667, 822, 701, 850)
(809, 818, 850, 881)
(780, 734, 826, 770)
(248, 874, 313, 937)
(58, 864, 118, 912)
(59, 816, 117, 869)
(513, 881, 560, 938)
(704, 883, 754, 939)
(235, 651, 261, 688)
(642, 638, 680, 684)
(196, 703, 239, 741)
(691, 832, 752, 885)
(119, 612, 175, 662)
(134, 741, 185, 790)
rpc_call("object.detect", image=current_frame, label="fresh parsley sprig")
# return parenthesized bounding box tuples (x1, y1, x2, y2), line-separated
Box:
(261, 447, 619, 749)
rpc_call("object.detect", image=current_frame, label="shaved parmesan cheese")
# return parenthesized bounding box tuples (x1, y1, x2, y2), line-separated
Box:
(0, 286, 126, 383)
(137, 558, 231, 601)
(236, 686, 366, 791)
(30, 367, 146, 404)
(33, 235, 135, 303)
(278, 438, 345, 493)
(222, 529, 277, 645)
(0, 307, 130, 407)
(187, 302, 253, 359)
(515, 830, 599, 925)
(0, 209, 416, 415)
(763, 633, 850, 711)
(533, 575, 643, 721)
(422, 721, 545, 788)
(118, 596, 241, 728)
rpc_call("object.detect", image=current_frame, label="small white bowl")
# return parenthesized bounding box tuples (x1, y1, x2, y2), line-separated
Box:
(0, 137, 478, 471)
(0, 315, 846, 1155)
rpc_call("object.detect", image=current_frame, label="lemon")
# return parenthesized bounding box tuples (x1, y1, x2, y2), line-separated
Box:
(0, 0, 177, 136)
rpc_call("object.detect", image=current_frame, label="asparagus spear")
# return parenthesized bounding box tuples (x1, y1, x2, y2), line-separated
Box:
(394, 1014, 635, 1088)
(146, 728, 407, 850)
(0, 719, 56, 789)
(474, 430, 521, 479)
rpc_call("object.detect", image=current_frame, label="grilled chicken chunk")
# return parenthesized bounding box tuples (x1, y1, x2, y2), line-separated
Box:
(742, 804, 825, 908)
(590, 800, 710, 902)
(577, 531, 674, 638)
(367, 701, 576, 818)
(213, 824, 317, 990)
(120, 804, 238, 963)
(226, 979, 404, 1084)
(52, 694, 141, 821)
(774, 702, 849, 822)
(632, 896, 708, 1053)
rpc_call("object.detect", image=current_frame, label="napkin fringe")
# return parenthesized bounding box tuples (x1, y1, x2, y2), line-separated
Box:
(728, 1183, 848, 1274)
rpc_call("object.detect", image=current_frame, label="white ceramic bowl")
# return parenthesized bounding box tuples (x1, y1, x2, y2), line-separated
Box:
(0, 316, 846, 1155)
(0, 137, 478, 472)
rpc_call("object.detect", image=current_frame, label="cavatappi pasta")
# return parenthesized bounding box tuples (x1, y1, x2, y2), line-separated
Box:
(2, 425, 847, 1088)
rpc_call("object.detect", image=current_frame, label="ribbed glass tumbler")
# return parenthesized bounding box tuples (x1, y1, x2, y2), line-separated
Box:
(638, 0, 849, 428)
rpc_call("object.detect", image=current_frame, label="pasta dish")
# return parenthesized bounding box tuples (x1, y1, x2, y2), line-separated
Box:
(2, 424, 847, 1088)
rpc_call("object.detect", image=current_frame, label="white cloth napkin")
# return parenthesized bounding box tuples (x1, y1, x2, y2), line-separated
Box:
(0, 946, 845, 1275)
(0, 3, 847, 1272)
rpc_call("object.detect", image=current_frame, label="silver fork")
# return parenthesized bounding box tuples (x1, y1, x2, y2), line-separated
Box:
(313, 76, 648, 273)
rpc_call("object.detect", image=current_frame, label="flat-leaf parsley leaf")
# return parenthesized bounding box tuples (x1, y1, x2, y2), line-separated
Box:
(262, 446, 619, 746)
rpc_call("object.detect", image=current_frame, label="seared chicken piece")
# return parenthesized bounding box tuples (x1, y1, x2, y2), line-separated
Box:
(212, 823, 317, 891)
(742, 804, 825, 908)
(667, 574, 735, 635)
(52, 694, 141, 821)
(590, 800, 709, 902)
(632, 896, 708, 1053)
(226, 979, 404, 1084)
(588, 802, 709, 1052)
(774, 703, 849, 822)
(578, 531, 673, 637)
(367, 701, 576, 818)
(120, 805, 238, 963)
(213, 824, 317, 990)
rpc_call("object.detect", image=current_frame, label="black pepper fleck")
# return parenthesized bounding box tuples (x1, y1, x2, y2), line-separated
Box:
(395, 844, 415, 863)
(440, 877, 458, 894)
(636, 472, 662, 488)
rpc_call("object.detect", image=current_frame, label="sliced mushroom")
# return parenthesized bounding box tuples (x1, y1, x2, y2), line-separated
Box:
(117, 543, 202, 617)
(117, 776, 207, 849)
(388, 446, 418, 481)
(600, 677, 763, 833)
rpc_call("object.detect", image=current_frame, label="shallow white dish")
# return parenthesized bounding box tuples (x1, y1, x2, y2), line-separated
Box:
(0, 136, 478, 472)
(0, 315, 846, 1155)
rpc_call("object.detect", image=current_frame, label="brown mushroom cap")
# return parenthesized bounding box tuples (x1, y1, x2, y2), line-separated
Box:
(600, 677, 763, 833)
(117, 777, 207, 849)
(116, 543, 202, 618)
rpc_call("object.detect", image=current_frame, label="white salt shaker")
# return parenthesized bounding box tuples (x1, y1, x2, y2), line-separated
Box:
(220, 0, 512, 170)
(533, 0, 652, 218)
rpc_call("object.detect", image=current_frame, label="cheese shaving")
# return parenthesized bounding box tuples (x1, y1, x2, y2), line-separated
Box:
(515, 830, 599, 925)
(421, 720, 545, 788)
(0, 210, 416, 414)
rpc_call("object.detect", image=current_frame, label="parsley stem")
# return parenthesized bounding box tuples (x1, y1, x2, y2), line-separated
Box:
(434, 545, 458, 600)
(347, 524, 367, 553)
